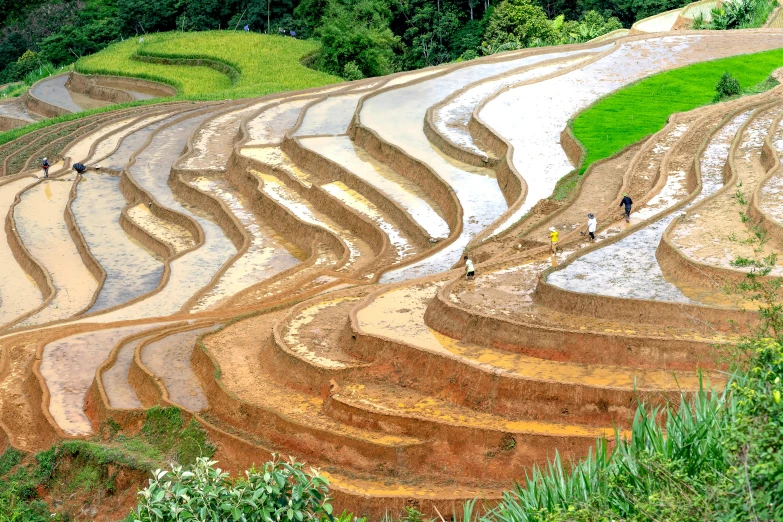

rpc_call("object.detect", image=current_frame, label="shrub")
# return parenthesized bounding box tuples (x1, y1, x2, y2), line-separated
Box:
(343, 61, 365, 80)
(134, 456, 333, 522)
(459, 49, 478, 61)
(715, 71, 741, 101)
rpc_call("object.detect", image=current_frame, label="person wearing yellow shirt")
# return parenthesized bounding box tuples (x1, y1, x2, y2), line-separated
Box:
(548, 227, 560, 254)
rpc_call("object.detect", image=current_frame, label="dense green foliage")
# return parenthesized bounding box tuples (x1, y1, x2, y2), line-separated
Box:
(573, 48, 783, 173)
(76, 31, 341, 98)
(134, 456, 333, 522)
(0, 407, 215, 519)
(691, 0, 777, 29)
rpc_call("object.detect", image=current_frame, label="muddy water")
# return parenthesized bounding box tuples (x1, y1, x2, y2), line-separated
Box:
(126, 204, 196, 254)
(102, 335, 149, 409)
(252, 169, 364, 271)
(479, 33, 783, 237)
(141, 325, 220, 411)
(241, 147, 313, 187)
(0, 177, 43, 327)
(671, 108, 783, 274)
(15, 180, 99, 326)
(245, 99, 310, 146)
(86, 113, 237, 322)
(72, 174, 163, 313)
(378, 153, 497, 282)
(61, 115, 140, 163)
(322, 181, 416, 262)
(92, 112, 179, 162)
(299, 136, 449, 240)
(357, 282, 703, 390)
(435, 51, 602, 159)
(181, 103, 264, 172)
(100, 112, 186, 170)
(634, 123, 693, 222)
(293, 93, 364, 136)
(283, 297, 362, 369)
(188, 176, 303, 311)
(0, 97, 42, 123)
(31, 75, 110, 113)
(547, 111, 752, 303)
(41, 324, 164, 435)
(760, 119, 783, 226)
(363, 54, 568, 280)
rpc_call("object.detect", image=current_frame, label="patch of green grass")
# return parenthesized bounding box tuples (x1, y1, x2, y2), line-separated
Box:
(0, 97, 169, 148)
(0, 448, 25, 477)
(76, 31, 342, 100)
(573, 48, 783, 174)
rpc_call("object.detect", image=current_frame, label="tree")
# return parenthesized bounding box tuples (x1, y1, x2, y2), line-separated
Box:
(0, 32, 29, 72)
(482, 0, 554, 50)
(316, 0, 398, 78)
(398, 0, 461, 68)
(294, 0, 330, 32)
(116, 0, 180, 34)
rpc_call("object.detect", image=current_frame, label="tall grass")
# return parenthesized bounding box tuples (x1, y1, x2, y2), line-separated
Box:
(475, 378, 730, 522)
(573, 47, 783, 174)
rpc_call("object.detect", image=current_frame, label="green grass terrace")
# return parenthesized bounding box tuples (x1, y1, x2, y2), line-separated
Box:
(75, 31, 343, 100)
(572, 47, 783, 173)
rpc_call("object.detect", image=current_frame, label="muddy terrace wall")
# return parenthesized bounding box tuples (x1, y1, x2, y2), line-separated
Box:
(349, 124, 462, 235)
(425, 277, 724, 371)
(66, 73, 134, 105)
(226, 152, 349, 267)
(282, 136, 432, 251)
(657, 100, 781, 291)
(347, 283, 684, 427)
(193, 321, 599, 484)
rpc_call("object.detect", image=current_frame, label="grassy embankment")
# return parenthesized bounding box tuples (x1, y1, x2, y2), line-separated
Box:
(553, 47, 783, 199)
(0, 407, 213, 521)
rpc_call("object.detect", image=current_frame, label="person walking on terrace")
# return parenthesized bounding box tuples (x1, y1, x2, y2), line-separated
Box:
(620, 193, 633, 223)
(41, 157, 50, 179)
(587, 213, 597, 242)
(549, 227, 562, 254)
(464, 255, 475, 280)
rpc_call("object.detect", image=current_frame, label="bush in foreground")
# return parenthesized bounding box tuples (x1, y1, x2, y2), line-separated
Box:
(134, 456, 333, 522)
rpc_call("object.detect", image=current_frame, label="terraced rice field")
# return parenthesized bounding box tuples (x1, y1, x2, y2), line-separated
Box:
(1, 30, 783, 518)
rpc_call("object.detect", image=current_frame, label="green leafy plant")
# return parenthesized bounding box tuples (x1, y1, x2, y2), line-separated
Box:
(715, 71, 742, 101)
(135, 456, 333, 522)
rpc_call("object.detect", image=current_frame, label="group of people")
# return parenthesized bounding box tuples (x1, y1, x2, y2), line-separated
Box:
(40, 157, 87, 179)
(547, 193, 633, 253)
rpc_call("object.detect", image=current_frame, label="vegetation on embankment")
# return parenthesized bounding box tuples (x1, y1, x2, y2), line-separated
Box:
(76, 31, 343, 99)
(0, 407, 214, 520)
(572, 47, 783, 174)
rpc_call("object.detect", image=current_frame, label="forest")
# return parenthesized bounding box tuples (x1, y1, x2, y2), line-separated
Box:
(0, 0, 695, 85)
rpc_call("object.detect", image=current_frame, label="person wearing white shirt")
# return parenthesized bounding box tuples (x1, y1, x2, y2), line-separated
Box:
(587, 213, 597, 242)
(464, 255, 475, 280)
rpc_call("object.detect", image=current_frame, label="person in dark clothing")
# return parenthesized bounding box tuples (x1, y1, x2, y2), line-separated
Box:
(42, 157, 50, 179)
(72, 163, 86, 175)
(620, 193, 633, 223)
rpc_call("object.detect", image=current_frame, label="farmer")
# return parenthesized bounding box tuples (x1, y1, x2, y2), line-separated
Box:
(620, 193, 633, 223)
(72, 163, 86, 175)
(548, 227, 560, 253)
(587, 213, 597, 242)
(41, 157, 50, 179)
(464, 255, 475, 280)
